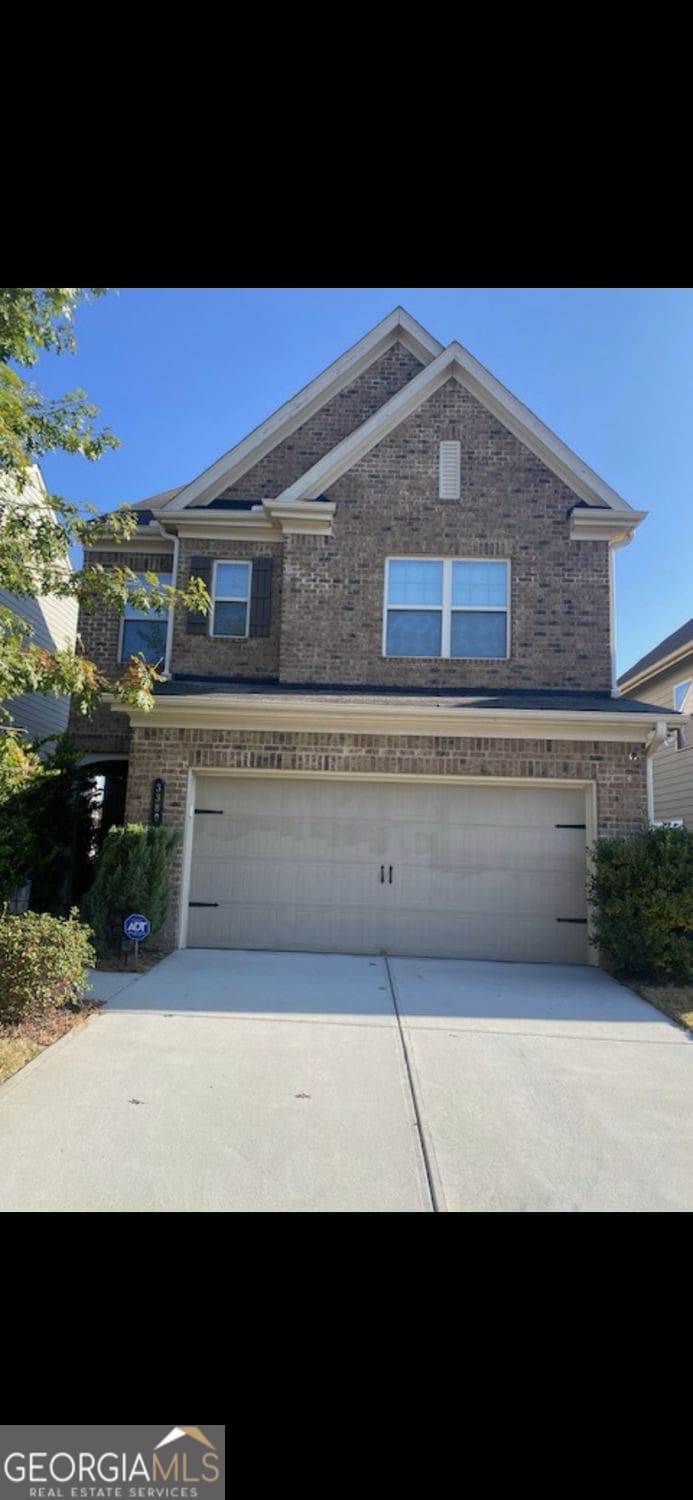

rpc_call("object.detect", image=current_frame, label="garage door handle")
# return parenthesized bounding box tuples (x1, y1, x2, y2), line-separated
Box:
(380, 865, 385, 883)
(388, 865, 393, 883)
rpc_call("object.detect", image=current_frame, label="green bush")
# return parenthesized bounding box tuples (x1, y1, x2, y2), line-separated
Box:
(0, 734, 97, 911)
(83, 823, 180, 954)
(588, 824, 693, 981)
(0, 907, 96, 1020)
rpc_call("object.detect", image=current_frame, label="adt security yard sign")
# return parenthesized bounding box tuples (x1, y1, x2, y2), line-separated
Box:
(124, 913, 150, 940)
(124, 912, 150, 970)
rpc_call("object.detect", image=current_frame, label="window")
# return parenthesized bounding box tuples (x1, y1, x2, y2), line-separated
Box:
(384, 558, 509, 658)
(212, 560, 251, 636)
(120, 573, 171, 663)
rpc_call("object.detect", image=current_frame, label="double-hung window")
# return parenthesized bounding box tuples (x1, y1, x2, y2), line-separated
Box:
(384, 558, 509, 659)
(120, 573, 172, 663)
(212, 561, 252, 637)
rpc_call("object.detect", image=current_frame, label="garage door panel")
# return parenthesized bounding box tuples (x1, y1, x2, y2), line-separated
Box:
(394, 865, 586, 918)
(187, 777, 589, 962)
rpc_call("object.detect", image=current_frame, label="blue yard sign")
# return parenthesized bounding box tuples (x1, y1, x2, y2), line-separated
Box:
(124, 913, 151, 941)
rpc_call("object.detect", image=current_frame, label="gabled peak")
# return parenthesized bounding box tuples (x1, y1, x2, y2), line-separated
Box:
(162, 307, 443, 512)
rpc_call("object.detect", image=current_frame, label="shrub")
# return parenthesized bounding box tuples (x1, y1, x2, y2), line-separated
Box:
(0, 734, 97, 911)
(588, 823, 693, 981)
(83, 823, 180, 954)
(0, 907, 96, 1020)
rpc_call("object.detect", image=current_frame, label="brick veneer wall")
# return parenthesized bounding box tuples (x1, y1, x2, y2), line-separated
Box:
(124, 727, 647, 949)
(68, 701, 130, 756)
(278, 379, 612, 691)
(221, 343, 424, 500)
(171, 536, 283, 678)
(67, 549, 172, 753)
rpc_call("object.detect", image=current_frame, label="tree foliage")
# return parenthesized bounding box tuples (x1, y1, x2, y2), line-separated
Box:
(83, 823, 181, 954)
(0, 288, 209, 784)
(0, 734, 97, 909)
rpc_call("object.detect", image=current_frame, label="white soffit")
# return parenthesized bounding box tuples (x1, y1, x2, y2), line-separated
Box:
(276, 341, 639, 515)
(162, 307, 443, 512)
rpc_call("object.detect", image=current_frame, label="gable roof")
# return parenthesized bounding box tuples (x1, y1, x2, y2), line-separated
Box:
(276, 340, 639, 514)
(161, 307, 443, 512)
(618, 618, 693, 690)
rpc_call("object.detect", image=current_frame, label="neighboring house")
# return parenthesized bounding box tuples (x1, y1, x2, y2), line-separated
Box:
(70, 307, 679, 965)
(618, 619, 693, 827)
(0, 465, 78, 744)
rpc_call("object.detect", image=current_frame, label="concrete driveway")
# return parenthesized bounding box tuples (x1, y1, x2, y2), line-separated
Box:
(0, 951, 691, 1212)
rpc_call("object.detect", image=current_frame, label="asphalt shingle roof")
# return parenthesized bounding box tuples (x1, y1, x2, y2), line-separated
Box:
(151, 676, 672, 714)
(618, 618, 693, 686)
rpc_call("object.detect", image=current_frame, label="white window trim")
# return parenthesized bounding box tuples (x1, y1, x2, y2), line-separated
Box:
(118, 572, 172, 664)
(382, 556, 511, 660)
(210, 558, 252, 638)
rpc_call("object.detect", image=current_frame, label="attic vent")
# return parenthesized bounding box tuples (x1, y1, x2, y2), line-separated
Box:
(439, 440, 461, 499)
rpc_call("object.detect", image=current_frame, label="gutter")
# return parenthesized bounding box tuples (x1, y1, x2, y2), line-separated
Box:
(156, 521, 179, 679)
(645, 719, 669, 824)
(108, 693, 684, 741)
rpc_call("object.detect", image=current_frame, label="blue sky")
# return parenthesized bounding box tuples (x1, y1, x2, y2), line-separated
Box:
(36, 286, 693, 675)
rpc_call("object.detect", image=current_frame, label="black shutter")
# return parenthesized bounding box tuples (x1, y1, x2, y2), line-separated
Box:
(249, 556, 273, 637)
(186, 555, 212, 635)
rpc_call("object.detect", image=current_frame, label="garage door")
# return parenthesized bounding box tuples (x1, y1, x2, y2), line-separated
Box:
(187, 776, 589, 963)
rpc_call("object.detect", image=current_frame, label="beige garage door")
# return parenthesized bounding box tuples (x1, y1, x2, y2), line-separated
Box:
(187, 776, 589, 963)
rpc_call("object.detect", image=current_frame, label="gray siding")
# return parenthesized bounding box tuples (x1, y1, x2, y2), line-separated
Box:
(622, 649, 693, 827)
(0, 584, 78, 744)
(653, 740, 693, 827)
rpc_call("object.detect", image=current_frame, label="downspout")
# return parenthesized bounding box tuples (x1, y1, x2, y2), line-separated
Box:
(609, 542, 618, 696)
(645, 720, 668, 824)
(156, 521, 179, 679)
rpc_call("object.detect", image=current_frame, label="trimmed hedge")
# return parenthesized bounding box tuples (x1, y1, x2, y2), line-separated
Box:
(0, 908, 95, 1020)
(588, 823, 693, 981)
(83, 823, 180, 954)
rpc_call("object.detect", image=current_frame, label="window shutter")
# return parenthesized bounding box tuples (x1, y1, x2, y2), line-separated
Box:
(439, 440, 461, 499)
(249, 556, 273, 637)
(186, 554, 212, 634)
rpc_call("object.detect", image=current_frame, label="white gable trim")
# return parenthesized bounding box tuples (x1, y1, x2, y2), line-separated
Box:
(162, 308, 443, 512)
(276, 341, 639, 515)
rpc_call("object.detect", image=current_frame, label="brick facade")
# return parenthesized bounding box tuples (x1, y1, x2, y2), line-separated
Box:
(124, 728, 647, 950)
(171, 536, 283, 679)
(68, 549, 172, 755)
(221, 342, 424, 501)
(278, 380, 611, 690)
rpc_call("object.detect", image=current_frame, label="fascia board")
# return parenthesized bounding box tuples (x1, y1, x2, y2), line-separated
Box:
(162, 308, 443, 512)
(619, 643, 693, 696)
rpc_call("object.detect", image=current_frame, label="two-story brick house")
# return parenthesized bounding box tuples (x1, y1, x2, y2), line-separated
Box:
(72, 307, 677, 965)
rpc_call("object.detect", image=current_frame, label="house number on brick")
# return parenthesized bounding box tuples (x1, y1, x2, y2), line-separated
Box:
(149, 776, 165, 826)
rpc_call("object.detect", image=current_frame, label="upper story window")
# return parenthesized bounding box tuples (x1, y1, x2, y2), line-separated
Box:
(212, 560, 252, 636)
(383, 558, 509, 659)
(120, 573, 172, 663)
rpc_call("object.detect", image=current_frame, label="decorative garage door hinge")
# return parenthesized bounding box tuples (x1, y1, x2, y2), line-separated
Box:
(555, 823, 587, 829)
(189, 901, 219, 907)
(555, 917, 588, 923)
(194, 808, 225, 814)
